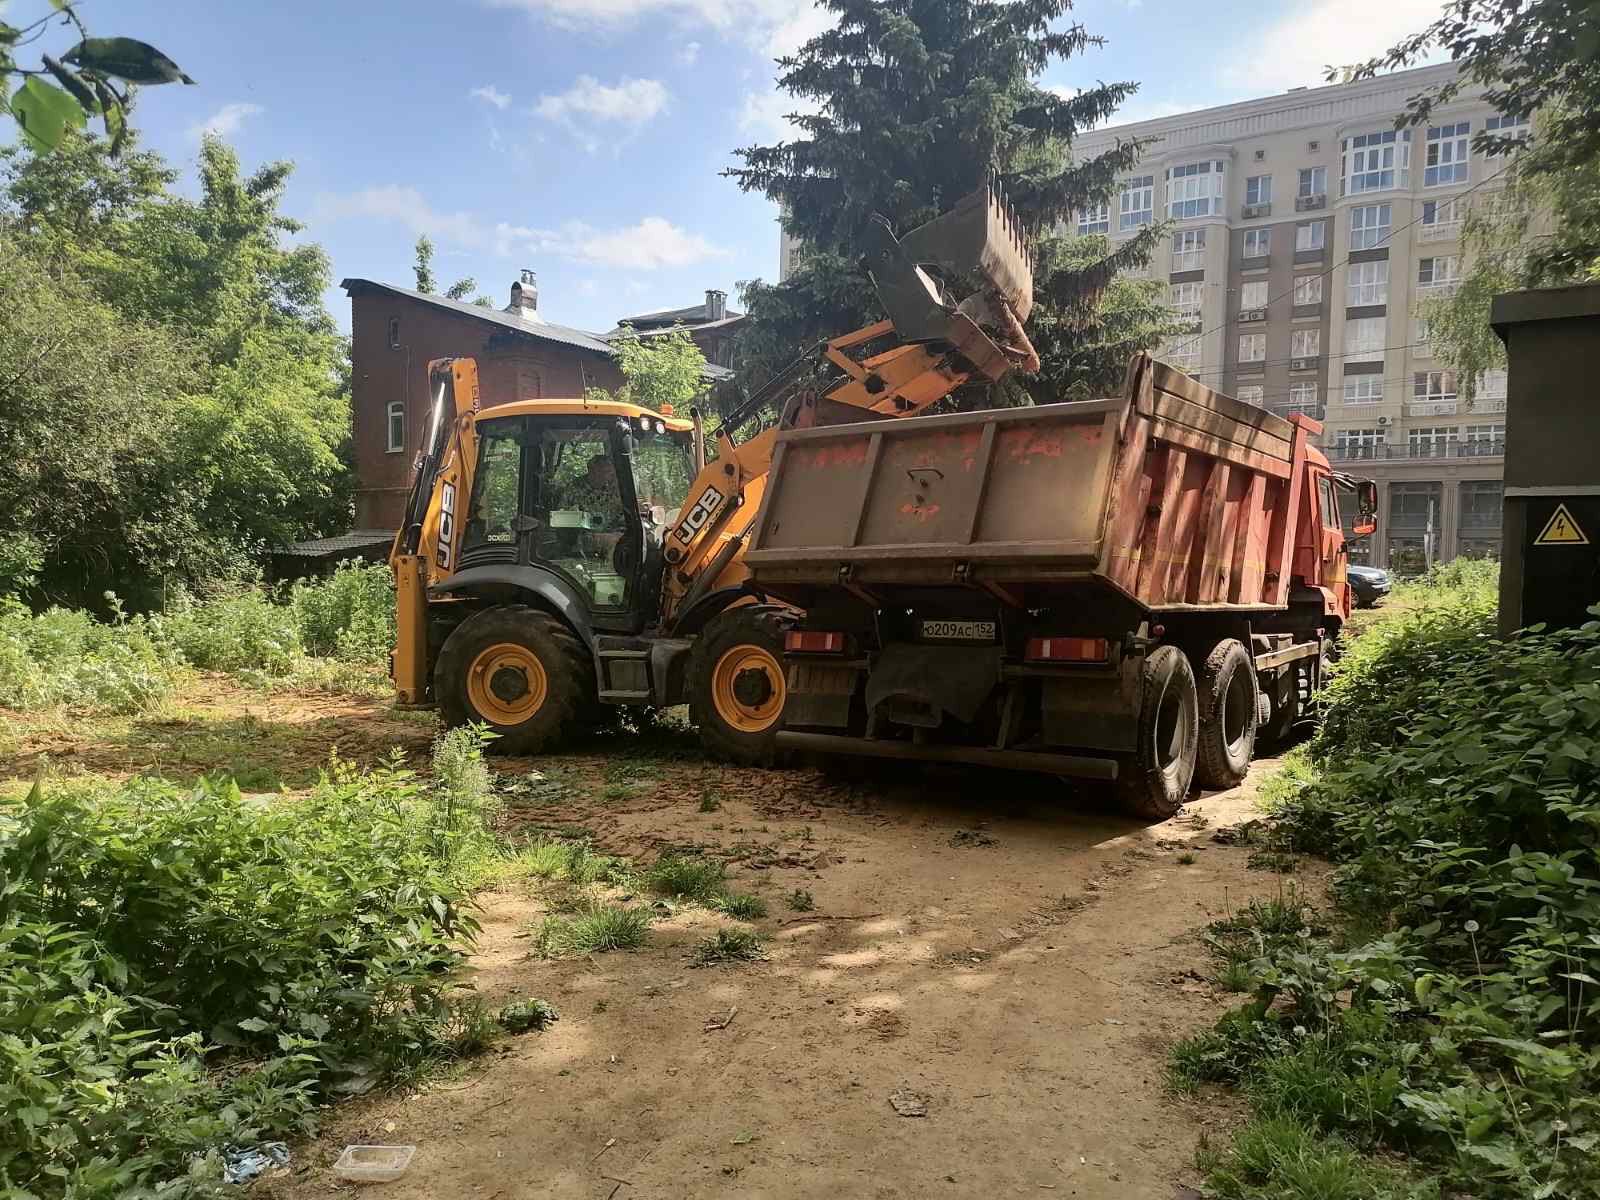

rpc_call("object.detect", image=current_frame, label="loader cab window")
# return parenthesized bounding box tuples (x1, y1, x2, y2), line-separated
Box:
(463, 421, 526, 550)
(628, 422, 696, 522)
(532, 427, 635, 610)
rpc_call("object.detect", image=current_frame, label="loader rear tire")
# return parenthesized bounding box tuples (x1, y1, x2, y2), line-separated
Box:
(1116, 644, 1198, 821)
(1194, 639, 1258, 789)
(435, 605, 589, 755)
(690, 606, 793, 766)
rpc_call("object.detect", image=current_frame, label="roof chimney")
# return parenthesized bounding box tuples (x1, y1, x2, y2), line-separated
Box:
(510, 269, 542, 323)
(705, 288, 726, 322)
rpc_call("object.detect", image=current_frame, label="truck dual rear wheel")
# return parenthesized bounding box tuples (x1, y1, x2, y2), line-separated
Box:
(1117, 644, 1199, 820)
(1194, 639, 1258, 789)
(690, 606, 793, 765)
(435, 605, 588, 754)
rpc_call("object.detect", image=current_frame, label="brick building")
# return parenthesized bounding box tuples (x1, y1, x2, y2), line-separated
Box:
(342, 272, 624, 529)
(610, 289, 744, 371)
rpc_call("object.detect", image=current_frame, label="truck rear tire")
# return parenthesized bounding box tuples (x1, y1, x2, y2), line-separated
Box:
(1116, 644, 1198, 821)
(1194, 639, 1257, 789)
(435, 605, 589, 754)
(690, 606, 793, 765)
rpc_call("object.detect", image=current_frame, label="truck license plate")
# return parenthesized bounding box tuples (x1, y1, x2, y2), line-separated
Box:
(919, 619, 996, 641)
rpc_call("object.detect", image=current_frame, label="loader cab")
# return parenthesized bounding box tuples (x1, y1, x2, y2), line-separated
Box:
(460, 410, 697, 632)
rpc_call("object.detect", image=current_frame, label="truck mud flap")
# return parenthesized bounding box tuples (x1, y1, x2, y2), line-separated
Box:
(773, 731, 1119, 781)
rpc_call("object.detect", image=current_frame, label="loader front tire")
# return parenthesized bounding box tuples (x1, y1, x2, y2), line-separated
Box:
(690, 606, 793, 765)
(1116, 644, 1198, 821)
(435, 605, 589, 754)
(1194, 639, 1257, 790)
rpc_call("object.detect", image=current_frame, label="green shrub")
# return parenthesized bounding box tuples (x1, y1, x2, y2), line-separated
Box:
(712, 892, 768, 920)
(646, 852, 727, 901)
(0, 597, 179, 713)
(533, 903, 651, 956)
(153, 586, 301, 675)
(693, 928, 765, 965)
(290, 563, 395, 663)
(0, 731, 500, 1198)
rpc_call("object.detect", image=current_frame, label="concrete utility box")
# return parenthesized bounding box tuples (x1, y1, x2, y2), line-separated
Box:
(1491, 283, 1600, 634)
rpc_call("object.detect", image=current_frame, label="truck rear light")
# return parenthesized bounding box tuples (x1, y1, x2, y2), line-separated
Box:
(1025, 636, 1109, 663)
(785, 630, 846, 654)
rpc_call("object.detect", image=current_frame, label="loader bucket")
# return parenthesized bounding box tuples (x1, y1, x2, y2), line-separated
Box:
(863, 174, 1038, 379)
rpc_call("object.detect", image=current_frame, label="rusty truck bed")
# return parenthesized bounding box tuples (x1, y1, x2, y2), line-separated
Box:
(743, 354, 1318, 612)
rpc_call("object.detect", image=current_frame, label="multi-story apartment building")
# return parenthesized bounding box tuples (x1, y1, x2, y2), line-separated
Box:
(1073, 63, 1527, 567)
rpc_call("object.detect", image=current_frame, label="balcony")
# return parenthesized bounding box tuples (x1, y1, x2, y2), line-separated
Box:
(1326, 441, 1506, 463)
(1329, 444, 1383, 462)
(1242, 202, 1272, 220)
(1290, 356, 1321, 372)
(1418, 221, 1462, 243)
(1407, 398, 1459, 417)
(1271, 404, 1325, 422)
(1295, 193, 1327, 212)
(1456, 439, 1506, 458)
(1415, 280, 1461, 300)
(1171, 252, 1205, 273)
(1239, 308, 1266, 323)
(1470, 396, 1508, 414)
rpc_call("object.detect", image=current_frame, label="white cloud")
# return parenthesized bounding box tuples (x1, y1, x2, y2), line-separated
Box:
(677, 40, 701, 65)
(470, 84, 512, 109)
(486, 0, 827, 57)
(1222, 0, 1447, 93)
(188, 102, 263, 141)
(535, 75, 670, 124)
(737, 87, 819, 140)
(311, 187, 726, 271)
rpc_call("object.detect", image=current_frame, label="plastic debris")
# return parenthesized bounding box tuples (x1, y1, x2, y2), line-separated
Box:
(332, 1145, 416, 1183)
(222, 1142, 289, 1184)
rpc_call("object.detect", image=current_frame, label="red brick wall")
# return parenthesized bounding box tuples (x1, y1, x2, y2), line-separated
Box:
(349, 291, 622, 529)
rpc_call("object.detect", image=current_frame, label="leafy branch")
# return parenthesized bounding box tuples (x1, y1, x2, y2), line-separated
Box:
(1, 1, 194, 154)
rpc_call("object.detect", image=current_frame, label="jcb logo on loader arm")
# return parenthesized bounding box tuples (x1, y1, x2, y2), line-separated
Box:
(436, 482, 457, 570)
(671, 484, 724, 548)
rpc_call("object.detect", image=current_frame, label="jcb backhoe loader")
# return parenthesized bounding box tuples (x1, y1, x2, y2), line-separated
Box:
(389, 178, 1038, 756)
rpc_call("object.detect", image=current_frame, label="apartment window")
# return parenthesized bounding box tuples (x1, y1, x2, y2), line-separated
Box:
(1422, 197, 1462, 228)
(1349, 204, 1391, 250)
(1291, 328, 1320, 359)
(1409, 426, 1458, 455)
(1424, 121, 1470, 186)
(1165, 335, 1201, 371)
(1245, 174, 1272, 206)
(1461, 424, 1506, 456)
(1415, 317, 1434, 354)
(1414, 370, 1458, 404)
(1170, 280, 1204, 323)
(1477, 368, 1508, 398)
(1296, 220, 1326, 252)
(1297, 166, 1326, 198)
(1346, 259, 1389, 307)
(1237, 385, 1265, 407)
(1239, 280, 1269, 312)
(1119, 175, 1154, 230)
(1418, 256, 1461, 288)
(1343, 376, 1384, 405)
(1077, 201, 1110, 235)
(1242, 228, 1271, 259)
(1288, 381, 1319, 410)
(1172, 228, 1206, 272)
(1344, 316, 1385, 361)
(1337, 428, 1384, 456)
(386, 400, 405, 453)
(1166, 160, 1226, 219)
(1460, 480, 1503, 529)
(1238, 332, 1266, 363)
(1342, 128, 1409, 194)
(1293, 274, 1324, 305)
(1484, 112, 1530, 156)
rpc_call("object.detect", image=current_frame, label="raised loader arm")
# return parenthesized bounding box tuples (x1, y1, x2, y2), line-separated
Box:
(658, 177, 1038, 629)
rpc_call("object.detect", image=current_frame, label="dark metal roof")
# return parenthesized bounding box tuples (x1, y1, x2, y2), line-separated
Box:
(341, 278, 616, 356)
(276, 530, 396, 558)
(1491, 282, 1600, 339)
(701, 362, 735, 382)
(615, 301, 745, 328)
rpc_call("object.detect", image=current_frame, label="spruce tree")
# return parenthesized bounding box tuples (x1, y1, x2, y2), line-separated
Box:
(725, 0, 1179, 405)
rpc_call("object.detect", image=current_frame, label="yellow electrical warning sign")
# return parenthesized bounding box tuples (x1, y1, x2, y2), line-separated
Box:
(1534, 503, 1590, 546)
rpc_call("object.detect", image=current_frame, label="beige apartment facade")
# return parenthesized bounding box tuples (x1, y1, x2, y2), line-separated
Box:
(1073, 63, 1527, 569)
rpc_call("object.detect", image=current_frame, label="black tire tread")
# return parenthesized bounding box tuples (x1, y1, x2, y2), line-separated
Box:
(1194, 639, 1257, 790)
(435, 605, 590, 755)
(1116, 644, 1199, 821)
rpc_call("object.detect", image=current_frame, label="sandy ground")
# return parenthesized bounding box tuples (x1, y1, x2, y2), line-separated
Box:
(277, 718, 1295, 1200)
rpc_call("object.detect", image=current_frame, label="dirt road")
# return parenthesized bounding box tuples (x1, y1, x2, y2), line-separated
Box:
(227, 703, 1293, 1200)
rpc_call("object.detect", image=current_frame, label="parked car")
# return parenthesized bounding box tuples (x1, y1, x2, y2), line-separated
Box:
(1348, 563, 1392, 608)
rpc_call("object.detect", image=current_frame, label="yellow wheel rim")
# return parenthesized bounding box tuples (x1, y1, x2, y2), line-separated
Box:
(466, 642, 548, 725)
(710, 644, 786, 733)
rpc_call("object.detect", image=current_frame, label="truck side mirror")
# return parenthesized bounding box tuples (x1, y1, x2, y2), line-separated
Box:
(1353, 479, 1378, 536)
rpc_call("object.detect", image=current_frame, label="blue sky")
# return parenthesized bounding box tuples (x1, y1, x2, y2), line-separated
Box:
(7, 0, 1443, 333)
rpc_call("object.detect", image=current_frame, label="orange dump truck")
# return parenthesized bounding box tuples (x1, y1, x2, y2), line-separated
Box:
(731, 353, 1377, 818)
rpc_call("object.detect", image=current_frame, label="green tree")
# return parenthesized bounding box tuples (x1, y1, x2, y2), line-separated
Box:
(412, 233, 491, 306)
(2, 4, 194, 154)
(1347, 0, 1600, 390)
(608, 323, 708, 414)
(724, 0, 1172, 406)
